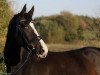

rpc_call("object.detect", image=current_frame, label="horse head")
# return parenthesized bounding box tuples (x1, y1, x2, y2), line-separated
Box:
(4, 4, 48, 67)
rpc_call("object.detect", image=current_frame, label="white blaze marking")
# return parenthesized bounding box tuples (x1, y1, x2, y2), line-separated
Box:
(29, 22, 48, 58)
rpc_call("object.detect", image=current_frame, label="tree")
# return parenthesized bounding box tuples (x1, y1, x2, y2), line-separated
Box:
(60, 11, 79, 41)
(0, 0, 13, 52)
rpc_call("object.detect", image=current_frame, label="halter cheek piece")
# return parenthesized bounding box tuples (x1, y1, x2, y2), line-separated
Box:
(17, 24, 42, 52)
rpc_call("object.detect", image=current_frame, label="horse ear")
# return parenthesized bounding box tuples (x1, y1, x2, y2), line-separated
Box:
(28, 5, 34, 17)
(20, 4, 26, 14)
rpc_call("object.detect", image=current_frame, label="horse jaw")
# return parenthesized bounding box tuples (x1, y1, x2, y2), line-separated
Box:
(29, 22, 48, 58)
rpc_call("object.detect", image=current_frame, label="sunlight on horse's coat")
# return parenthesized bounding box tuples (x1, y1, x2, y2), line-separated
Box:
(29, 22, 48, 58)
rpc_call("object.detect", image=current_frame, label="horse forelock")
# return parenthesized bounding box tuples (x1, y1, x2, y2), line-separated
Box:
(29, 22, 48, 58)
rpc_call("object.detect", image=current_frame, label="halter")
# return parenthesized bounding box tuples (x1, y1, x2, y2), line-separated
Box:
(17, 24, 42, 52)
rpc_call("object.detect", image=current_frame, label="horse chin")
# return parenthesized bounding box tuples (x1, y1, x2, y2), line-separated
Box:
(37, 51, 48, 58)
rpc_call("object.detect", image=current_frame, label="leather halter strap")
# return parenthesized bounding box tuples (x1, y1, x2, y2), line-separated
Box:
(17, 25, 42, 51)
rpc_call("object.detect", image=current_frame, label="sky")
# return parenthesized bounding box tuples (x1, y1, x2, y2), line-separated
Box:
(7, 0, 100, 18)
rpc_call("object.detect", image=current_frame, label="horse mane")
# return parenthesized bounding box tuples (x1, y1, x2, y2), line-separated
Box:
(4, 14, 21, 66)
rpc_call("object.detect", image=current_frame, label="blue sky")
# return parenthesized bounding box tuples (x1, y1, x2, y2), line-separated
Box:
(7, 0, 100, 18)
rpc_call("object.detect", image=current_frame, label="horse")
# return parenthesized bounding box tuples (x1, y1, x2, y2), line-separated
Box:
(4, 5, 96, 75)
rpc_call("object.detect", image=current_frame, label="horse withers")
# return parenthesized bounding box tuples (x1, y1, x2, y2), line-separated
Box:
(4, 5, 96, 75)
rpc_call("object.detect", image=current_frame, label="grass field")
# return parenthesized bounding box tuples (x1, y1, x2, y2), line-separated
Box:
(1, 40, 100, 53)
(47, 40, 100, 52)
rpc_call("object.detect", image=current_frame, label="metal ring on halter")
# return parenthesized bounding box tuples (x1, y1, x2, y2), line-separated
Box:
(27, 44, 35, 51)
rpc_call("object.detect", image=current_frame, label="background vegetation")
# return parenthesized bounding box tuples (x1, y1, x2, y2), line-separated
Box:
(33, 11, 100, 43)
(0, 0, 13, 52)
(0, 0, 13, 73)
(0, 0, 100, 74)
